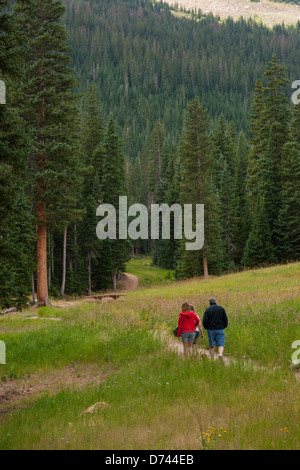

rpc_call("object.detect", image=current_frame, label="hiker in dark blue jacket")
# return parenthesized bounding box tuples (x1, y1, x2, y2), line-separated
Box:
(203, 297, 228, 360)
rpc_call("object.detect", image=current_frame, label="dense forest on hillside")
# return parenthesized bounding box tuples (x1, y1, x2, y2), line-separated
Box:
(0, 0, 299, 308)
(270, 0, 300, 4)
(64, 0, 300, 158)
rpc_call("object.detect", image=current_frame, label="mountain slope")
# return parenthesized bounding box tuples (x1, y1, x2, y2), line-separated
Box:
(161, 0, 300, 27)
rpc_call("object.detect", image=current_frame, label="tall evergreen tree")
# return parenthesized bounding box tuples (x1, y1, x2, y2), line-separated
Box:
(248, 56, 290, 200)
(80, 83, 104, 169)
(101, 115, 130, 290)
(177, 97, 222, 279)
(148, 120, 165, 204)
(152, 140, 180, 269)
(0, 0, 33, 308)
(218, 159, 234, 269)
(275, 141, 300, 261)
(14, 0, 78, 306)
(246, 55, 292, 265)
(242, 195, 276, 267)
(231, 132, 251, 265)
(248, 79, 265, 197)
(78, 84, 105, 293)
(291, 102, 300, 145)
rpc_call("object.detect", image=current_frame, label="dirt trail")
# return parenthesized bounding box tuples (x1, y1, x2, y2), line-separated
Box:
(168, 336, 300, 379)
(0, 363, 111, 416)
(119, 273, 139, 292)
(168, 337, 231, 365)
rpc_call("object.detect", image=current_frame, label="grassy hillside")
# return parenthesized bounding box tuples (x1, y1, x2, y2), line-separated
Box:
(0, 263, 299, 449)
(126, 256, 175, 287)
(162, 0, 300, 27)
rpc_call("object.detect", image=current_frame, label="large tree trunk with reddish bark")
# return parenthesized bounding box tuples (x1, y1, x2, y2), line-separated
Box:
(36, 201, 50, 306)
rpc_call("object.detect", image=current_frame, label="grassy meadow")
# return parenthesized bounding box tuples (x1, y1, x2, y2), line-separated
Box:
(126, 256, 175, 287)
(0, 262, 299, 450)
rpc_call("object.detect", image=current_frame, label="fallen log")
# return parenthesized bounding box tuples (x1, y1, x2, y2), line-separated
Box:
(0, 307, 17, 316)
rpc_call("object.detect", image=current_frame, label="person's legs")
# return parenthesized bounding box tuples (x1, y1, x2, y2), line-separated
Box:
(192, 331, 199, 354)
(187, 342, 194, 355)
(215, 331, 225, 358)
(182, 341, 189, 356)
(182, 333, 195, 356)
(209, 347, 215, 359)
(207, 330, 216, 359)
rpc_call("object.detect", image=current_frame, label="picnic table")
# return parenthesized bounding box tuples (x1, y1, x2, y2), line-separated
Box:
(86, 293, 126, 301)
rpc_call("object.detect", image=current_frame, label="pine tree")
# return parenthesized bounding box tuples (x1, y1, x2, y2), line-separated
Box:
(210, 114, 237, 268)
(246, 56, 292, 264)
(0, 0, 33, 308)
(101, 115, 130, 290)
(242, 195, 276, 267)
(259, 125, 282, 237)
(218, 159, 234, 269)
(4, 192, 36, 309)
(148, 120, 165, 204)
(77, 85, 105, 293)
(231, 132, 251, 265)
(152, 140, 180, 269)
(0, 0, 16, 77)
(275, 141, 300, 261)
(177, 96, 222, 279)
(248, 79, 266, 196)
(211, 114, 234, 187)
(80, 83, 104, 169)
(291, 102, 300, 145)
(15, 0, 78, 306)
(262, 55, 290, 163)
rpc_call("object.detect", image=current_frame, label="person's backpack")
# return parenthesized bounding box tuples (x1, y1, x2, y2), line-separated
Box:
(173, 327, 178, 337)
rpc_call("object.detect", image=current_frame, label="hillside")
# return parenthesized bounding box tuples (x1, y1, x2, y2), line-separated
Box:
(65, 0, 300, 160)
(161, 0, 300, 27)
(0, 263, 299, 449)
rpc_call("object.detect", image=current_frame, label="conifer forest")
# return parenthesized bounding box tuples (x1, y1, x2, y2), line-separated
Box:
(0, 0, 299, 308)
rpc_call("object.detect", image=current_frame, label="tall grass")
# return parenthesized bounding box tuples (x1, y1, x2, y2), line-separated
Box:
(0, 262, 299, 449)
(0, 350, 298, 450)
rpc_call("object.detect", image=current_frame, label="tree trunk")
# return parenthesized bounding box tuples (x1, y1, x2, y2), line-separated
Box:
(48, 231, 51, 290)
(48, 260, 51, 290)
(203, 256, 209, 279)
(88, 252, 92, 296)
(60, 228, 67, 296)
(31, 273, 36, 303)
(74, 224, 77, 274)
(36, 50, 49, 306)
(51, 231, 54, 274)
(37, 201, 50, 306)
(112, 271, 117, 291)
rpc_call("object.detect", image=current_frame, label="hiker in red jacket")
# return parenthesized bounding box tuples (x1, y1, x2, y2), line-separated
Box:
(177, 302, 200, 356)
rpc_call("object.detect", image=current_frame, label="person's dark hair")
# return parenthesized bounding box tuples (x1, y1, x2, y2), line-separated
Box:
(190, 305, 194, 311)
(182, 302, 190, 312)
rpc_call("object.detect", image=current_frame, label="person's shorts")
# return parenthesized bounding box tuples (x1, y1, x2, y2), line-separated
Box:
(207, 330, 225, 348)
(181, 332, 196, 343)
